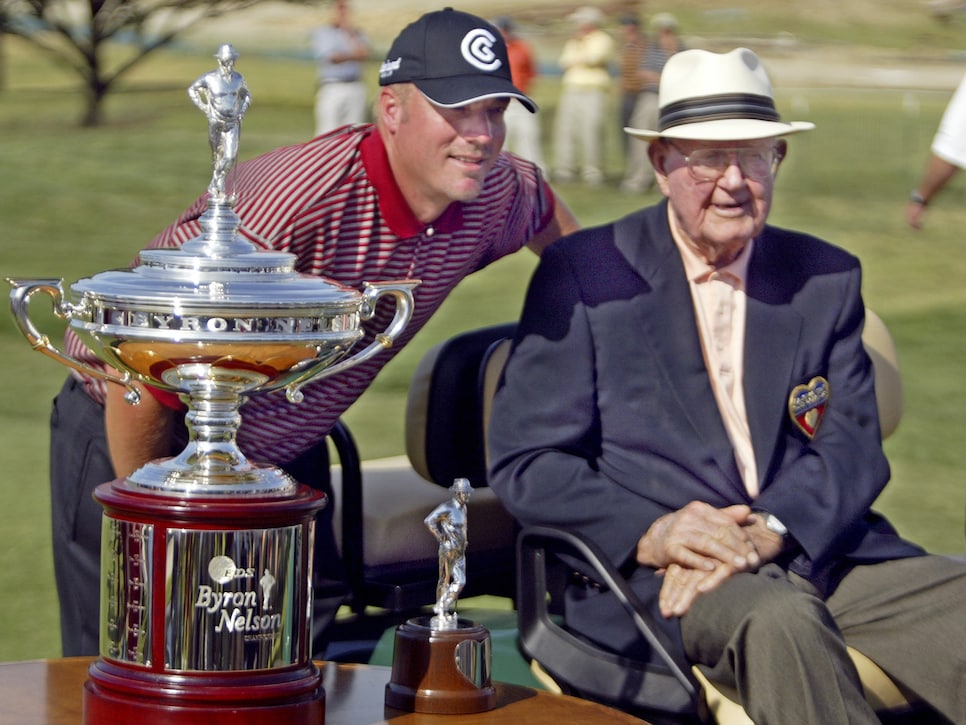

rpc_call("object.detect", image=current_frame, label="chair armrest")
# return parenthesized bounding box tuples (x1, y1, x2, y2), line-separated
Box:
(328, 419, 364, 612)
(516, 525, 698, 713)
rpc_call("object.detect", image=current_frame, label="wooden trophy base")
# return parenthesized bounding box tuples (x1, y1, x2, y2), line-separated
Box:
(385, 616, 496, 714)
(85, 477, 327, 725)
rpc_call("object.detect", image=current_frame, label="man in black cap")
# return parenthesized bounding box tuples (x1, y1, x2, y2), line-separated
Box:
(49, 7, 578, 658)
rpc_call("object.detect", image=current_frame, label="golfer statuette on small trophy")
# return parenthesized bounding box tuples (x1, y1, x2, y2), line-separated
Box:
(386, 479, 497, 714)
(8, 45, 418, 725)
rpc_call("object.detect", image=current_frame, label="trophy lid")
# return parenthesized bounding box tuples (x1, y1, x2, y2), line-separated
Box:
(71, 200, 361, 309)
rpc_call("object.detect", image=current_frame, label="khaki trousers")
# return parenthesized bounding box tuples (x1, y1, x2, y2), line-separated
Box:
(553, 86, 608, 184)
(681, 555, 966, 724)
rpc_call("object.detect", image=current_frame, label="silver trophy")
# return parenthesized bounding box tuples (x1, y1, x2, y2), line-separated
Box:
(8, 46, 417, 724)
(426, 477, 472, 629)
(386, 479, 496, 714)
(9, 45, 417, 497)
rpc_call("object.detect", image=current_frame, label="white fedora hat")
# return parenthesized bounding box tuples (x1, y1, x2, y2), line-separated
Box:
(625, 47, 814, 141)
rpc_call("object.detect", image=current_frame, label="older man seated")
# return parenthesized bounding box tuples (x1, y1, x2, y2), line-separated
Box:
(488, 47, 966, 723)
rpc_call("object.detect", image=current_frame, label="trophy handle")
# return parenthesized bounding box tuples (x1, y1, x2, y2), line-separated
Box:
(284, 279, 420, 403)
(6, 278, 142, 404)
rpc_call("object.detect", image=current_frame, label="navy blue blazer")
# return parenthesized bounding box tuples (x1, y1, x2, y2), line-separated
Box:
(488, 200, 923, 656)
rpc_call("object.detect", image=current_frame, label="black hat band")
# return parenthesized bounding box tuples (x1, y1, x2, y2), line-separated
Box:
(659, 93, 780, 131)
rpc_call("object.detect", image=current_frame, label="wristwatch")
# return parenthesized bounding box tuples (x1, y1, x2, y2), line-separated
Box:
(909, 190, 928, 206)
(758, 511, 789, 538)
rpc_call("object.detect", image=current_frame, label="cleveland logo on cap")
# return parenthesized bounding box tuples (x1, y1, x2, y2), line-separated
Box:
(461, 28, 501, 72)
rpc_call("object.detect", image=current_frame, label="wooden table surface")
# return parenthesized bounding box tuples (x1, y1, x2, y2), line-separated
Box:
(0, 657, 647, 724)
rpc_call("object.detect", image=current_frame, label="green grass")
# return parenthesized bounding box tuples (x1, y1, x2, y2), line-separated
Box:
(1, 21, 964, 663)
(664, 2, 964, 51)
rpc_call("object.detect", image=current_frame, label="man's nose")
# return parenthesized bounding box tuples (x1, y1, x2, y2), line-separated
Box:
(720, 154, 746, 184)
(461, 112, 497, 140)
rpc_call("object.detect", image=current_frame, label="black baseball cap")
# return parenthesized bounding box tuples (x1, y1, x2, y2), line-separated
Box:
(378, 7, 537, 113)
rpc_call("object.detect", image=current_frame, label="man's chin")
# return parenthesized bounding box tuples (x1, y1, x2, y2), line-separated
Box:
(450, 179, 486, 202)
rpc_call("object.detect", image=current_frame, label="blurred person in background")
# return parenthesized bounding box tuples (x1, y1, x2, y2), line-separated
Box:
(617, 14, 647, 156)
(311, 0, 371, 135)
(621, 12, 684, 193)
(552, 5, 615, 186)
(907, 71, 966, 229)
(495, 15, 545, 171)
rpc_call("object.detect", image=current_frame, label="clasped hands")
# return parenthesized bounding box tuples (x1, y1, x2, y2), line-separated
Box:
(636, 501, 785, 618)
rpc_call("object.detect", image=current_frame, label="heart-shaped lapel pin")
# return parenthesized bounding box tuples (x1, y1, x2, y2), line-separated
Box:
(788, 376, 830, 439)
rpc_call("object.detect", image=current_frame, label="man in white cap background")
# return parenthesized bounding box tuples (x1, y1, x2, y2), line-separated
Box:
(310, 0, 371, 136)
(552, 5, 615, 185)
(49, 7, 578, 659)
(489, 47, 966, 722)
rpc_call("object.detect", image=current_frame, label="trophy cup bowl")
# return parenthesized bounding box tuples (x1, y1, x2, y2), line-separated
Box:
(7, 46, 418, 725)
(8, 240, 418, 496)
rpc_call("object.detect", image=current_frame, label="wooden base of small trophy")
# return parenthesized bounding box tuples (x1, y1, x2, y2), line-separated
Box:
(385, 616, 497, 714)
(83, 477, 327, 725)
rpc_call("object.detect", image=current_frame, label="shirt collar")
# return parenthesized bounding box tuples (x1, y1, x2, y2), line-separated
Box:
(359, 129, 464, 238)
(674, 232, 754, 288)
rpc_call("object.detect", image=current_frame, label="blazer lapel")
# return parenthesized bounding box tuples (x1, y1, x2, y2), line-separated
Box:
(614, 207, 747, 498)
(744, 237, 802, 490)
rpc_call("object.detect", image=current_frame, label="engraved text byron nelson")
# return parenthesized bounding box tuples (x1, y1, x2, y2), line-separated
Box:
(92, 306, 360, 336)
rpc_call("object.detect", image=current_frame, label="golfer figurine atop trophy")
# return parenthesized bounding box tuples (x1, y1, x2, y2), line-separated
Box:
(386, 479, 497, 714)
(189, 43, 251, 202)
(8, 45, 417, 725)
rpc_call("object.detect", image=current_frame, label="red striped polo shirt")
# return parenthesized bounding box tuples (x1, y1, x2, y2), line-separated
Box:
(65, 124, 554, 465)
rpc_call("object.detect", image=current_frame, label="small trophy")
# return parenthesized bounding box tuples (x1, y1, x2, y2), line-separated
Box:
(385, 479, 497, 714)
(8, 46, 417, 725)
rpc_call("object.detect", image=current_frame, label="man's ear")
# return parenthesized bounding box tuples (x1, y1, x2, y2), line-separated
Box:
(769, 139, 788, 180)
(377, 86, 403, 133)
(648, 140, 672, 195)
(775, 138, 788, 165)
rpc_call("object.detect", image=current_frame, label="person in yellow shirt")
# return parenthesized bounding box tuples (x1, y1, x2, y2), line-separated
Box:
(552, 6, 615, 185)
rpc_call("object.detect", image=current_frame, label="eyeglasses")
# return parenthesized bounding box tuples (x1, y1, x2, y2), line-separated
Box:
(670, 143, 783, 183)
